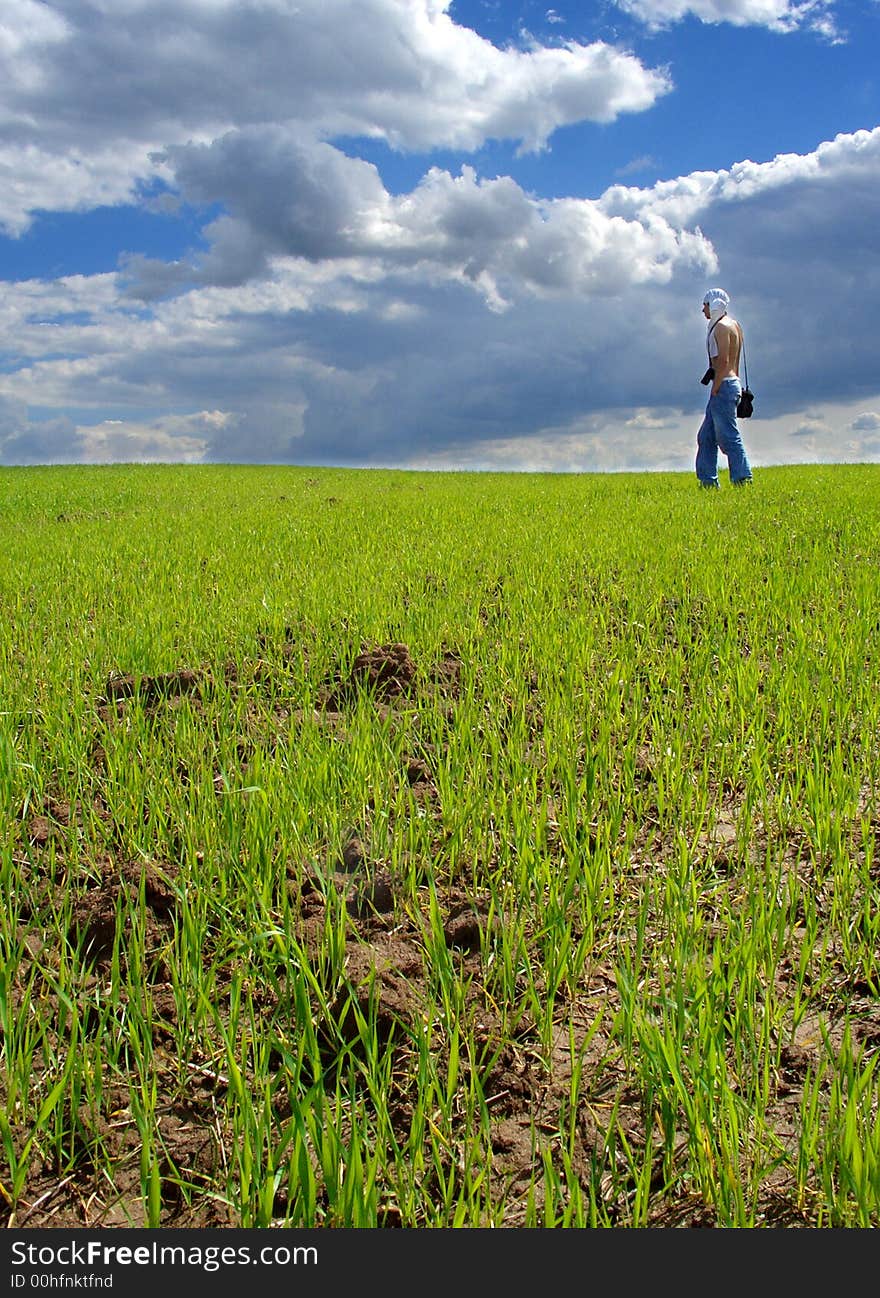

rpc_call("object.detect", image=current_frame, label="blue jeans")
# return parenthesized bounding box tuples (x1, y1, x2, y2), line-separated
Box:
(696, 379, 752, 486)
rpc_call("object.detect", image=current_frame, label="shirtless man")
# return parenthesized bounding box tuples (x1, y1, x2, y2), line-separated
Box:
(695, 288, 753, 488)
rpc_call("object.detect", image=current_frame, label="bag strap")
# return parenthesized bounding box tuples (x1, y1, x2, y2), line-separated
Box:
(706, 316, 723, 361)
(740, 328, 749, 391)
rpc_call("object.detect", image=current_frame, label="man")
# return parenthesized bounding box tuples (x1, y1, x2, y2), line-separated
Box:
(696, 288, 753, 488)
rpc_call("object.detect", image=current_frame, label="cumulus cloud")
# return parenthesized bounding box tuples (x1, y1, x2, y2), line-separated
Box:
(0, 408, 215, 465)
(791, 415, 828, 438)
(614, 0, 839, 38)
(74, 414, 214, 464)
(125, 133, 713, 305)
(0, 145, 154, 238)
(0, 0, 671, 235)
(599, 129, 880, 231)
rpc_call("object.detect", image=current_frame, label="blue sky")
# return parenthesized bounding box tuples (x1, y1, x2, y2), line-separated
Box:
(1, 0, 879, 471)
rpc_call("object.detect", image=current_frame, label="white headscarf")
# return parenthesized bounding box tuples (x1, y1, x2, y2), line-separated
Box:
(703, 288, 730, 323)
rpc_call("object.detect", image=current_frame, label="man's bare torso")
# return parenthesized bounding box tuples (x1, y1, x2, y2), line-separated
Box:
(711, 317, 742, 392)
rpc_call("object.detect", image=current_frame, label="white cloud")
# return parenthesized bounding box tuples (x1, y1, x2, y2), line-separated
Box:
(851, 412, 880, 432)
(0, 144, 155, 237)
(0, 0, 672, 234)
(614, 0, 839, 38)
(791, 415, 828, 438)
(0, 0, 70, 88)
(599, 128, 880, 230)
(131, 135, 715, 305)
(615, 154, 661, 178)
(75, 415, 212, 463)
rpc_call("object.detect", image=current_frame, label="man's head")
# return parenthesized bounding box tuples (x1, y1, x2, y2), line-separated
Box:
(702, 288, 730, 322)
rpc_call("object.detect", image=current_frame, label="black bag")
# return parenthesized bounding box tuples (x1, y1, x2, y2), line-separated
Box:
(737, 387, 754, 418)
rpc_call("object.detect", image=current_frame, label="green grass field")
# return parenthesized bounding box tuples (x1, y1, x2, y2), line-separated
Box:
(2, 461, 880, 1227)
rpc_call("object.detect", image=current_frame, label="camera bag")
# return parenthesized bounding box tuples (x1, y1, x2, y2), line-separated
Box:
(737, 335, 754, 418)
